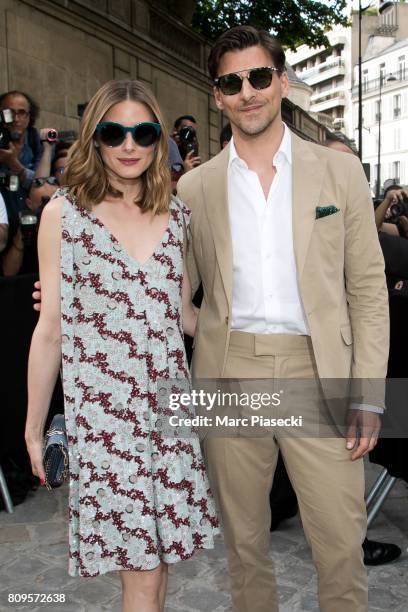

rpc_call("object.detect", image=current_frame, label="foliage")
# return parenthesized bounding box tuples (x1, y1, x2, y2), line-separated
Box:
(191, 0, 349, 49)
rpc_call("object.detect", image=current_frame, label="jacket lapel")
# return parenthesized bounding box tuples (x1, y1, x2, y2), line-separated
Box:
(291, 133, 326, 279)
(201, 145, 233, 309)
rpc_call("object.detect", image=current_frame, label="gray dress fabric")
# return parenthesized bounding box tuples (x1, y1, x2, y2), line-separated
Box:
(59, 191, 219, 577)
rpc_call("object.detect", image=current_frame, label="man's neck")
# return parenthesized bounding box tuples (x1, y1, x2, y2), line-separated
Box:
(232, 121, 285, 174)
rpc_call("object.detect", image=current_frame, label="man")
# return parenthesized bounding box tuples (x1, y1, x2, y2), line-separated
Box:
(177, 26, 389, 612)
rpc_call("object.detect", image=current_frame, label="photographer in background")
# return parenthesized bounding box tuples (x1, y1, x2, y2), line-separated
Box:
(0, 91, 42, 220)
(0, 191, 8, 252)
(374, 184, 408, 237)
(172, 114, 201, 171)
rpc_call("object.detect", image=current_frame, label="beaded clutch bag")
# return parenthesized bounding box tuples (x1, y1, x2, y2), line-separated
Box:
(42, 414, 69, 490)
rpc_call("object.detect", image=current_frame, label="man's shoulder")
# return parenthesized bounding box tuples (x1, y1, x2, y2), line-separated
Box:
(177, 148, 227, 203)
(297, 136, 360, 170)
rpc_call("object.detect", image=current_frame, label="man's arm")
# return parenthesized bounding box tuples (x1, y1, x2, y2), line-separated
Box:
(344, 155, 389, 401)
(177, 174, 202, 298)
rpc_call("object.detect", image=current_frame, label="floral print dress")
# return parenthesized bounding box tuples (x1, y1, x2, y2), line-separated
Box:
(59, 191, 219, 577)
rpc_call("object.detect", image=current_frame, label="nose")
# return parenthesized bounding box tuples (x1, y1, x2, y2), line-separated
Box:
(240, 75, 257, 101)
(123, 131, 135, 151)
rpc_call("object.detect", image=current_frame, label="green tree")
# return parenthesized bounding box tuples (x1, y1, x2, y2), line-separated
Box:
(191, 0, 348, 49)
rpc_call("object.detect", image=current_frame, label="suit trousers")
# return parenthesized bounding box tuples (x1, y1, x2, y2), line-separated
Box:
(203, 331, 368, 612)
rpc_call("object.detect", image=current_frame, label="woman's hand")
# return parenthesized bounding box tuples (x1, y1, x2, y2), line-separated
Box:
(25, 433, 45, 484)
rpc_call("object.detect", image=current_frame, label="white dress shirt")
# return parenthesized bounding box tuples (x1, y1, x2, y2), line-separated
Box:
(228, 123, 309, 335)
(0, 192, 8, 224)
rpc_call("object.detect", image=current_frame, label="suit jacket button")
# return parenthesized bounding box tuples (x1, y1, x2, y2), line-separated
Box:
(225, 316, 229, 324)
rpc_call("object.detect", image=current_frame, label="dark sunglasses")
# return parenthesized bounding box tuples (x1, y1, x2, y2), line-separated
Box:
(214, 66, 280, 95)
(32, 176, 59, 188)
(94, 121, 161, 147)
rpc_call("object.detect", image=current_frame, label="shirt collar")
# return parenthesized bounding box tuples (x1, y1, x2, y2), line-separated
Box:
(228, 122, 292, 169)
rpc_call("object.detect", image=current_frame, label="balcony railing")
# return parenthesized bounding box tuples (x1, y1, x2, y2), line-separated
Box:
(311, 89, 346, 104)
(297, 57, 345, 80)
(352, 73, 407, 96)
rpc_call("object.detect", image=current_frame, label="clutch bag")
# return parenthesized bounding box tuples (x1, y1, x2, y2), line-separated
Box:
(43, 414, 69, 490)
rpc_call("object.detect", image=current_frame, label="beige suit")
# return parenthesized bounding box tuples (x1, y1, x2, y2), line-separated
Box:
(177, 131, 389, 612)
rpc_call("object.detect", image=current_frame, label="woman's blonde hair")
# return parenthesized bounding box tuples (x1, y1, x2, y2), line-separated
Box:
(63, 80, 171, 214)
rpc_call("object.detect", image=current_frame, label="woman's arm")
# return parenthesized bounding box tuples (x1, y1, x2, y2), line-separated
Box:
(25, 196, 63, 482)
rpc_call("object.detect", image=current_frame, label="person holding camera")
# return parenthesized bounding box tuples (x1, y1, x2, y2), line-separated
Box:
(0, 91, 42, 217)
(375, 185, 408, 237)
(172, 115, 201, 171)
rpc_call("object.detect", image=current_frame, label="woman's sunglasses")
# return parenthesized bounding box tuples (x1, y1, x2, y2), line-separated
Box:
(94, 121, 161, 148)
(32, 176, 59, 188)
(214, 66, 280, 96)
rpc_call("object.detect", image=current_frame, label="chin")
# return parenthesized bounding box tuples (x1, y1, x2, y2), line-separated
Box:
(112, 166, 145, 181)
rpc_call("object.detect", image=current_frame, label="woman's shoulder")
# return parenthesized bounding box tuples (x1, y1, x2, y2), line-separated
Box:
(170, 193, 191, 220)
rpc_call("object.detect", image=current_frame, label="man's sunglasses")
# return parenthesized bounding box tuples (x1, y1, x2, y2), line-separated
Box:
(32, 176, 59, 188)
(94, 121, 161, 147)
(214, 66, 280, 95)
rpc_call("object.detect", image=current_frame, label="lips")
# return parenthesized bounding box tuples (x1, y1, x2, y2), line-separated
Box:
(240, 105, 263, 112)
(117, 159, 140, 166)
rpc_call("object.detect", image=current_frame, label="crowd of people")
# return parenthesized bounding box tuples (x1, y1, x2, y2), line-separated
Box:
(1, 23, 407, 612)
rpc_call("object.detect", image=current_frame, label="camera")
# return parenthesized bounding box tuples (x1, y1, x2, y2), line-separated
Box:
(177, 126, 199, 159)
(19, 209, 38, 247)
(388, 194, 408, 223)
(0, 171, 19, 191)
(18, 197, 49, 248)
(0, 108, 14, 150)
(41, 129, 77, 143)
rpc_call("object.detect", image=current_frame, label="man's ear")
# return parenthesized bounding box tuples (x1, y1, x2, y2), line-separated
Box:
(213, 86, 224, 111)
(280, 71, 289, 99)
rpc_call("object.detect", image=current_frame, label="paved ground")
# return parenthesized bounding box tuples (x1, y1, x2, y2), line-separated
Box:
(0, 460, 407, 612)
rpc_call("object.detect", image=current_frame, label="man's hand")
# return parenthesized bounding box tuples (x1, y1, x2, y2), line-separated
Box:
(345, 409, 381, 460)
(383, 188, 408, 219)
(183, 151, 201, 172)
(32, 279, 42, 312)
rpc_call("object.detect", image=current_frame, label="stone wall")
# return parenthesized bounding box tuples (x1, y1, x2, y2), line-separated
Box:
(0, 0, 219, 159)
(0, 0, 326, 158)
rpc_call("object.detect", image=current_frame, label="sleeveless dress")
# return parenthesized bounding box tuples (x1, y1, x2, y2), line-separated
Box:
(59, 191, 219, 577)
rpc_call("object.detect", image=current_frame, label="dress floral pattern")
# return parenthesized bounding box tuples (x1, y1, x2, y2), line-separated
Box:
(59, 191, 219, 577)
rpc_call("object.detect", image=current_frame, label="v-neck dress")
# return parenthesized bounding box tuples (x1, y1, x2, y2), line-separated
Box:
(59, 190, 219, 577)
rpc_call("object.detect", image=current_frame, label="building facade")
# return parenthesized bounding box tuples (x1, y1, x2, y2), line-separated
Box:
(286, 27, 353, 134)
(352, 38, 408, 194)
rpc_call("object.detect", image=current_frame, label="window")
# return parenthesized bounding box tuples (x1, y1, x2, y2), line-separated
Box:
(375, 99, 381, 122)
(379, 63, 386, 85)
(398, 55, 405, 80)
(393, 94, 401, 118)
(392, 161, 400, 183)
(363, 69, 369, 93)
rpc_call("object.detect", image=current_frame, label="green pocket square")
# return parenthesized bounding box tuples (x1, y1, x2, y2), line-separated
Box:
(315, 205, 340, 219)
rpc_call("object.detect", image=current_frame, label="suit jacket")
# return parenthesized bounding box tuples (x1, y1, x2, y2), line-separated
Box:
(177, 131, 389, 407)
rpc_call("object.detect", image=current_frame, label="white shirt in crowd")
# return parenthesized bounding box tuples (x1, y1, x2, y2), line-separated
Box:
(0, 192, 8, 225)
(227, 122, 309, 335)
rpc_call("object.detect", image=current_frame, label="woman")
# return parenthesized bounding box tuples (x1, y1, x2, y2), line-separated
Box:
(25, 80, 219, 612)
